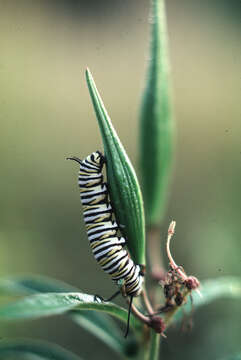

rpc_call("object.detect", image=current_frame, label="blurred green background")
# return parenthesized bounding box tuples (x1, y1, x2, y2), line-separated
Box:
(0, 1, 240, 359)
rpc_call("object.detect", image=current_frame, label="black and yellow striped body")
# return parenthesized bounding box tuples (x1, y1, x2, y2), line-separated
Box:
(71, 151, 143, 297)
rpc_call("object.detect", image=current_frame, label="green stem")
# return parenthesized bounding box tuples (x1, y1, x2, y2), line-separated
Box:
(149, 331, 161, 360)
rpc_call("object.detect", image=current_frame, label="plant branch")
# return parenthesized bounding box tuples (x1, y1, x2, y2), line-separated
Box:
(127, 298, 151, 326)
(142, 287, 154, 315)
(148, 331, 161, 360)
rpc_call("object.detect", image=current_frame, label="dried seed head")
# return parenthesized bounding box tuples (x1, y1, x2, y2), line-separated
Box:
(165, 221, 202, 297)
(185, 276, 200, 290)
(174, 292, 184, 306)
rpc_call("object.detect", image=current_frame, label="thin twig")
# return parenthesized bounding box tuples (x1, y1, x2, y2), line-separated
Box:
(142, 287, 154, 315)
(166, 221, 186, 279)
(126, 297, 152, 326)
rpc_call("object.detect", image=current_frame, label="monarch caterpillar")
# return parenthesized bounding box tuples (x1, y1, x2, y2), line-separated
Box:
(67, 151, 144, 336)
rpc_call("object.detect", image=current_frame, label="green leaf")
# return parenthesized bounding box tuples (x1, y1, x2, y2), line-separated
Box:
(85, 68, 146, 266)
(171, 277, 241, 324)
(139, 0, 174, 226)
(0, 292, 142, 332)
(0, 276, 139, 357)
(0, 339, 82, 360)
(70, 312, 138, 358)
(0, 274, 79, 296)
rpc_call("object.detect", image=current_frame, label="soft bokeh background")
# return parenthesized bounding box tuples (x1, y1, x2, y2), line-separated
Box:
(0, 0, 240, 359)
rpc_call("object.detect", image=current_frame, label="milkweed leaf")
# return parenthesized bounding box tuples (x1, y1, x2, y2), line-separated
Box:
(0, 275, 137, 357)
(85, 68, 146, 266)
(0, 339, 82, 360)
(0, 291, 142, 333)
(0, 274, 78, 296)
(70, 312, 138, 358)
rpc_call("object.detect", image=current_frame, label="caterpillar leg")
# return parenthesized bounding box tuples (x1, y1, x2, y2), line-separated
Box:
(94, 294, 104, 303)
(94, 289, 121, 303)
(106, 290, 121, 301)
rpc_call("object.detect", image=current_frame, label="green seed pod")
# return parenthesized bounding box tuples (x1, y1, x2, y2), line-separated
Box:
(85, 69, 146, 266)
(139, 0, 174, 226)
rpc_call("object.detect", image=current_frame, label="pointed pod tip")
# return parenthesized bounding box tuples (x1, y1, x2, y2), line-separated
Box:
(85, 68, 95, 90)
(85, 67, 92, 79)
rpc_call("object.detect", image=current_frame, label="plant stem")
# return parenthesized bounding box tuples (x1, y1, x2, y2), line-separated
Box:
(147, 226, 166, 309)
(149, 330, 161, 360)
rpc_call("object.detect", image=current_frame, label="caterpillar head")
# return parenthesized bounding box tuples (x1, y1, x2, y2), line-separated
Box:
(91, 151, 105, 169)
